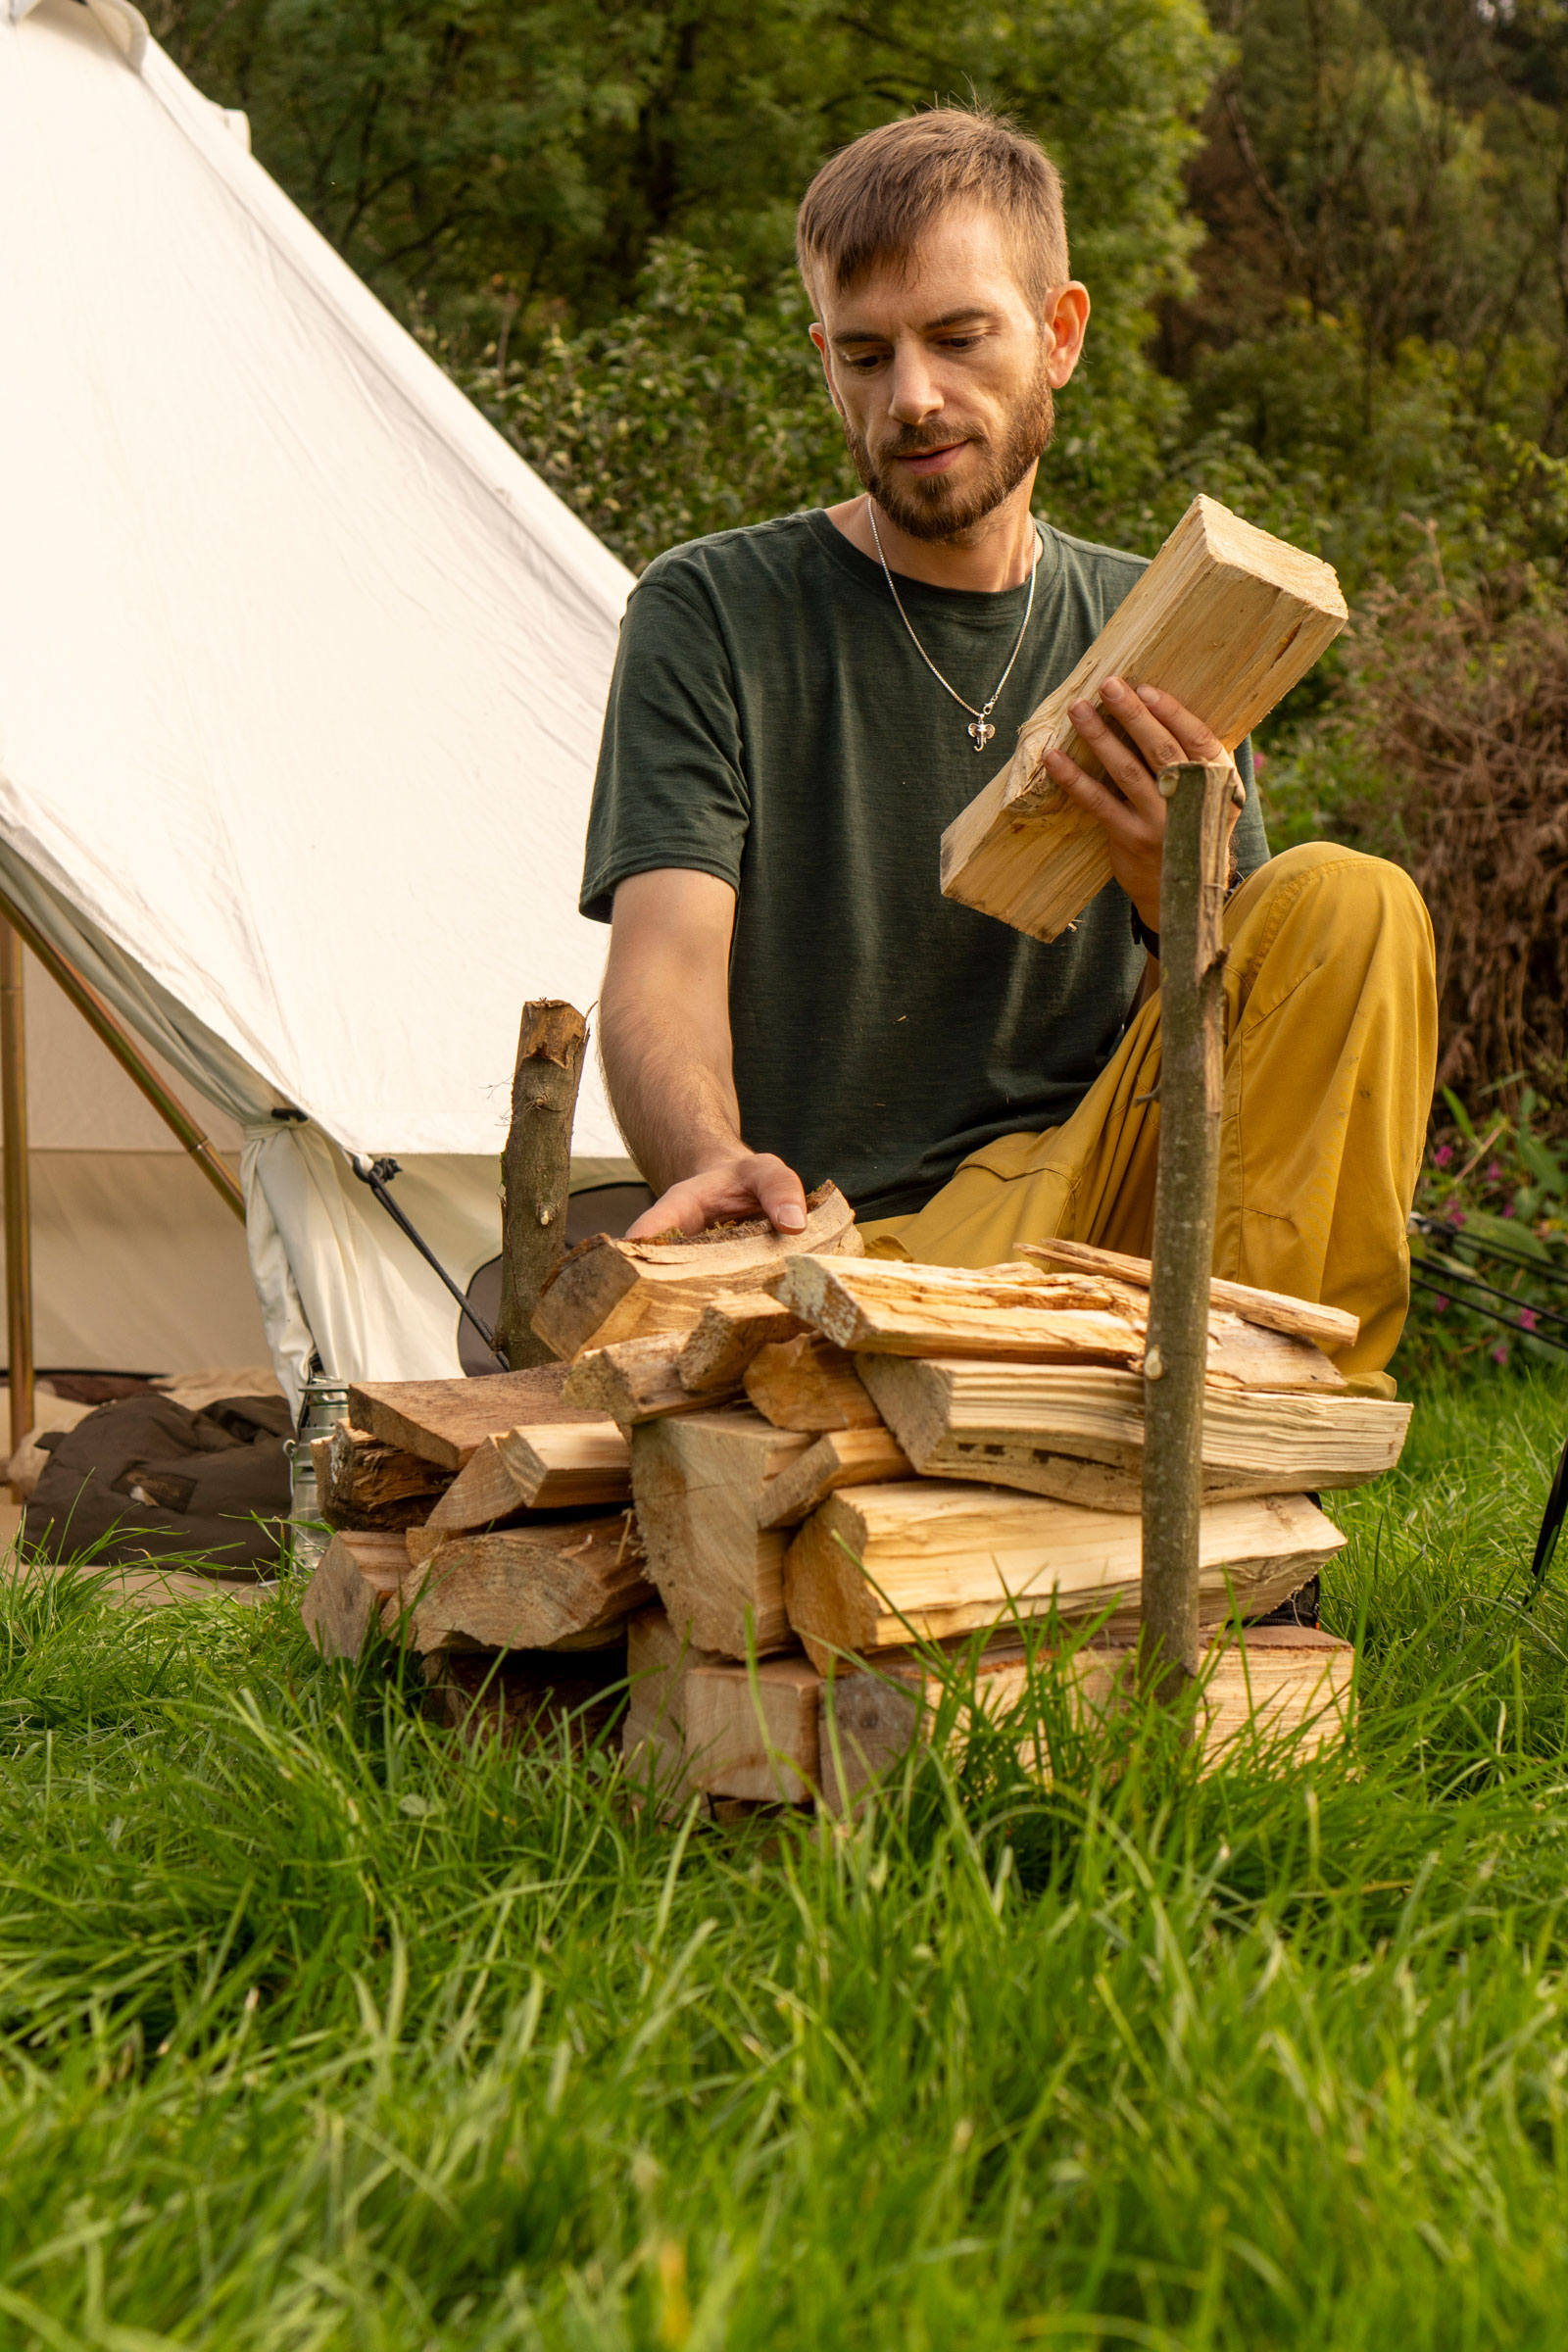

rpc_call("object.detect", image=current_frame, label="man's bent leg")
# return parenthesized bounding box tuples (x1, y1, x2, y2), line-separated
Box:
(865, 846, 1437, 1379)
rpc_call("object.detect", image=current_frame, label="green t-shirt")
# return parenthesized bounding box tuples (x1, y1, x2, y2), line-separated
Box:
(581, 509, 1268, 1220)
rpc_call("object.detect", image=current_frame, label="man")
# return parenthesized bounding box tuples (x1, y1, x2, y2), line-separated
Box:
(581, 109, 1436, 1382)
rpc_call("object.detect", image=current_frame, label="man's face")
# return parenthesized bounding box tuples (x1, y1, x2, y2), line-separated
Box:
(809, 205, 1087, 542)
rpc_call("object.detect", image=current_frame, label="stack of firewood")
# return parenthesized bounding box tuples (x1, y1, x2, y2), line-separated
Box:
(301, 1182, 1407, 1804)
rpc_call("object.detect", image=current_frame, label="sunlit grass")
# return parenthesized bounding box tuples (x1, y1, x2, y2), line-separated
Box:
(0, 1370, 1565, 2347)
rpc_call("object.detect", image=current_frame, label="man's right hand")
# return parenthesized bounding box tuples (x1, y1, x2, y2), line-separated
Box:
(624, 1151, 808, 1241)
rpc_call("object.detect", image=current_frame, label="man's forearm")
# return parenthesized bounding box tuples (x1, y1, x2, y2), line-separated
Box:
(599, 963, 744, 1196)
(601, 868, 807, 1237)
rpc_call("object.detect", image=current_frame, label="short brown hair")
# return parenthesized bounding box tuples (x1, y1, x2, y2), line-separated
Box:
(796, 108, 1068, 312)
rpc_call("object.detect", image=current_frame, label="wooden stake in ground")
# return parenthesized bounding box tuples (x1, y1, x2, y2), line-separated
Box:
(495, 1000, 587, 1370)
(1140, 759, 1236, 1701)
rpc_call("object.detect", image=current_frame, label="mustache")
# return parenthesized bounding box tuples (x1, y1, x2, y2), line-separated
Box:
(878, 428, 980, 461)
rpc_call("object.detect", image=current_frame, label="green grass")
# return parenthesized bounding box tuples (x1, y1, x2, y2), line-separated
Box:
(2, 1373, 1568, 2350)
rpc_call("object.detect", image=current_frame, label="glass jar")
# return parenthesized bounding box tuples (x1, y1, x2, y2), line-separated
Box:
(286, 1376, 349, 1578)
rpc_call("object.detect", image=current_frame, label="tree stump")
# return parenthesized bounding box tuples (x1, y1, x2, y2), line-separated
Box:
(1140, 760, 1235, 1704)
(495, 1000, 587, 1369)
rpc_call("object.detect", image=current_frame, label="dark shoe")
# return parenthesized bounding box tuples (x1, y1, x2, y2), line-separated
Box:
(1249, 1573, 1321, 1630)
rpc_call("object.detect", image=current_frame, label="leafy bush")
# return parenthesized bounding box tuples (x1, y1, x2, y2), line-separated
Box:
(458, 245, 847, 571)
(1396, 1084, 1568, 1377)
(1263, 565, 1568, 1103)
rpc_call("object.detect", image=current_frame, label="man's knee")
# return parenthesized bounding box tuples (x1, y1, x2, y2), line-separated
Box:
(1230, 843, 1433, 956)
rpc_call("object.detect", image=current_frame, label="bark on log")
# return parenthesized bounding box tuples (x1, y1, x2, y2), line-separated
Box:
(1140, 760, 1235, 1702)
(496, 1000, 588, 1369)
(301, 1531, 415, 1658)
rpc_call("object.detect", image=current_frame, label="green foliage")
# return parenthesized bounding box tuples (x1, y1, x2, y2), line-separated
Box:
(155, 0, 1223, 564)
(1192, 1, 1564, 368)
(1395, 1083, 1568, 1378)
(148, 0, 1568, 603)
(3, 1380, 1568, 2342)
(150, 0, 1219, 331)
(459, 244, 846, 569)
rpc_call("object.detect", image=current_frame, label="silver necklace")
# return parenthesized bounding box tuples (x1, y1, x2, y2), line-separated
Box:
(866, 499, 1044, 751)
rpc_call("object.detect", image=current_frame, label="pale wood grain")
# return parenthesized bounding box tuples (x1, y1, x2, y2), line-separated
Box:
(859, 1355, 1408, 1503)
(630, 1409, 813, 1656)
(783, 1484, 1345, 1672)
(742, 1333, 882, 1431)
(940, 497, 1348, 942)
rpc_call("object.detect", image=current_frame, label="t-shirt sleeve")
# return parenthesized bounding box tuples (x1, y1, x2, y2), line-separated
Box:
(1230, 736, 1270, 877)
(579, 562, 751, 923)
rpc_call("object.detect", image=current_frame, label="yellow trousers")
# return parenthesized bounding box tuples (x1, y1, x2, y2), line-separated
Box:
(859, 844, 1438, 1382)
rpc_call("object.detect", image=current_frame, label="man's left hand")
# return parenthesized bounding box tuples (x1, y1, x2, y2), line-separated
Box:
(1040, 679, 1246, 935)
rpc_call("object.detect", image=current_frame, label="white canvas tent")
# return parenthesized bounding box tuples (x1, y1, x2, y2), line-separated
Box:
(8, 942, 269, 1371)
(0, 0, 636, 1405)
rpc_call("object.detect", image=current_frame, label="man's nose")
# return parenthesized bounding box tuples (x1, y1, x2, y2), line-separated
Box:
(887, 341, 943, 425)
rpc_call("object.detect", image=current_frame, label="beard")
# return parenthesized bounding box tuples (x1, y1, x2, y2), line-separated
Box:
(842, 357, 1055, 543)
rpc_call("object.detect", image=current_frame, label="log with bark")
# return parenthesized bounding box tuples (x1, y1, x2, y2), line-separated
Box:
(622, 1606, 821, 1806)
(756, 1425, 913, 1530)
(531, 1181, 860, 1361)
(412, 1420, 631, 1538)
(684, 1656, 821, 1803)
(301, 1530, 416, 1658)
(676, 1295, 807, 1392)
(564, 1332, 741, 1425)
(771, 1256, 1145, 1364)
(389, 1511, 651, 1654)
(310, 1422, 453, 1531)
(494, 1000, 588, 1369)
(939, 496, 1348, 942)
(1019, 1239, 1359, 1353)
(346, 1366, 582, 1470)
(819, 1622, 1355, 1811)
(623, 1605, 726, 1800)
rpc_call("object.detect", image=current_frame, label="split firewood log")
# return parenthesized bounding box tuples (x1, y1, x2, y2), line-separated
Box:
(940, 495, 1347, 943)
(531, 1181, 860, 1361)
(630, 1408, 812, 1656)
(783, 1485, 1346, 1673)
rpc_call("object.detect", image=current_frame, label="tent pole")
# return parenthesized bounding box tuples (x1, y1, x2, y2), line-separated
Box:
(0, 917, 34, 1485)
(0, 892, 245, 1223)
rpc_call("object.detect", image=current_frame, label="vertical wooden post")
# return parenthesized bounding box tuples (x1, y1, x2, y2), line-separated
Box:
(1139, 760, 1235, 1702)
(0, 917, 34, 1491)
(495, 1000, 587, 1368)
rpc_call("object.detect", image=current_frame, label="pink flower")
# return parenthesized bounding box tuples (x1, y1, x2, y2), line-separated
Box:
(1434, 1295, 1450, 1312)
(1487, 1161, 1503, 1183)
(1520, 1307, 1539, 1332)
(1493, 1342, 1510, 1364)
(1450, 1210, 1467, 1228)
(1503, 1202, 1517, 1218)
(1433, 1143, 1454, 1167)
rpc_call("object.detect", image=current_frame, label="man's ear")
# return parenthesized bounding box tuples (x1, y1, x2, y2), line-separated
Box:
(1041, 282, 1091, 389)
(808, 321, 847, 420)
